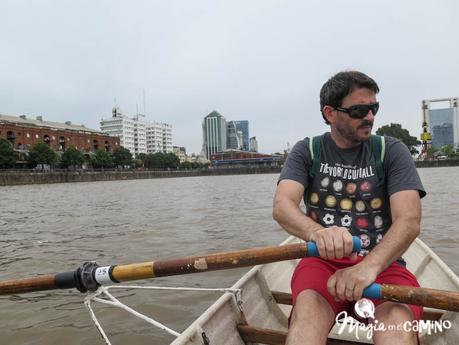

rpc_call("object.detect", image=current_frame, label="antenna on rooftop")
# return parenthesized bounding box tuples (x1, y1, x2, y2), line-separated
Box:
(143, 89, 146, 115)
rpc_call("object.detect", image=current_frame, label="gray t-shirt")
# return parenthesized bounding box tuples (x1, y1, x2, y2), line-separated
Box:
(279, 133, 425, 257)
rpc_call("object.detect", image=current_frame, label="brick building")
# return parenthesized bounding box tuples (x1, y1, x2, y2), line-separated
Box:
(210, 149, 283, 166)
(0, 113, 119, 154)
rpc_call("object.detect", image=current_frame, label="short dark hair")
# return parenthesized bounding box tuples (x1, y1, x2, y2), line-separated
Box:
(320, 71, 379, 124)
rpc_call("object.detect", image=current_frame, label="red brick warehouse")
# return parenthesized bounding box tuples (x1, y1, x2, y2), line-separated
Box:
(0, 113, 119, 153)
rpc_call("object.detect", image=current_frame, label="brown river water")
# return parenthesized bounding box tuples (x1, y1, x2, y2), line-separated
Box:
(0, 167, 458, 345)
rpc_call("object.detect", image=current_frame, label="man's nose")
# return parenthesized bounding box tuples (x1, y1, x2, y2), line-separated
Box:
(363, 110, 375, 121)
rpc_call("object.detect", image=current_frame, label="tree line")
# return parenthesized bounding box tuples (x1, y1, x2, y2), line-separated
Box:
(375, 123, 458, 159)
(0, 139, 207, 170)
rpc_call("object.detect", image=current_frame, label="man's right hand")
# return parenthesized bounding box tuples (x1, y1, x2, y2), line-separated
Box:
(309, 227, 357, 260)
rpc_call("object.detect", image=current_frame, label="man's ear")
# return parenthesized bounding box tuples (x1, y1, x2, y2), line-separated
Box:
(322, 105, 336, 124)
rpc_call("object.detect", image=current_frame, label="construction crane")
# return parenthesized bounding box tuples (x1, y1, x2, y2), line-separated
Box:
(418, 100, 432, 161)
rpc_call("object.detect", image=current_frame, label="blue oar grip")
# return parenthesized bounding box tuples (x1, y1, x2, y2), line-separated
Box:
(363, 283, 382, 299)
(306, 236, 361, 257)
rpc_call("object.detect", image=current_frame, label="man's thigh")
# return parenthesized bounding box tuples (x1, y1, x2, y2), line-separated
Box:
(291, 257, 351, 317)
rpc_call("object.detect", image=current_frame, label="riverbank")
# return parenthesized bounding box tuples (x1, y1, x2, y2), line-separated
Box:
(1, 160, 458, 186)
(0, 166, 282, 186)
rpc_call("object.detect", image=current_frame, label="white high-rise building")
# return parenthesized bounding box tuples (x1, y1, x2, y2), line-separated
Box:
(146, 122, 173, 153)
(100, 108, 136, 154)
(133, 114, 147, 156)
(101, 108, 172, 157)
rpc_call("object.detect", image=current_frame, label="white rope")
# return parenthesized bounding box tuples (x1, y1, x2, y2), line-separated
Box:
(84, 285, 242, 344)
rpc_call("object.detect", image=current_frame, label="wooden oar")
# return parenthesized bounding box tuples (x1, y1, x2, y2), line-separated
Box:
(363, 283, 459, 311)
(0, 237, 361, 295)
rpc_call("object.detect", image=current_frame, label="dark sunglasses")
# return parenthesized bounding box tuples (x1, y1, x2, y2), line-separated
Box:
(333, 102, 379, 119)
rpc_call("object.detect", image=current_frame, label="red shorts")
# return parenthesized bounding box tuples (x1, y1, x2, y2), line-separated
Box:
(291, 256, 423, 321)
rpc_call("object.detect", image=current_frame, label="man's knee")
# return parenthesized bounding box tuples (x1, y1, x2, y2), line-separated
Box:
(374, 301, 414, 322)
(372, 302, 417, 344)
(291, 289, 335, 325)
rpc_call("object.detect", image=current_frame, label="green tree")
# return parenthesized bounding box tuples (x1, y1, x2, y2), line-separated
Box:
(442, 145, 458, 159)
(28, 141, 58, 168)
(112, 147, 132, 168)
(427, 146, 439, 158)
(144, 153, 162, 169)
(144, 152, 180, 169)
(0, 139, 17, 168)
(60, 146, 84, 169)
(90, 150, 113, 168)
(132, 158, 143, 169)
(164, 152, 180, 169)
(376, 123, 421, 155)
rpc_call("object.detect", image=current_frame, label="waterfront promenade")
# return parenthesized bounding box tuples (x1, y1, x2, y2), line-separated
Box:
(0, 160, 458, 186)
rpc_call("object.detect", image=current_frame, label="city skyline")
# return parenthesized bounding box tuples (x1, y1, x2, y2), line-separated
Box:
(1, 1, 458, 154)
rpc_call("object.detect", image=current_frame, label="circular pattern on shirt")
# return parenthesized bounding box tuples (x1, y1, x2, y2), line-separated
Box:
(325, 195, 337, 208)
(346, 182, 357, 195)
(371, 198, 382, 209)
(376, 233, 383, 244)
(333, 180, 343, 192)
(321, 177, 330, 188)
(341, 214, 352, 227)
(340, 198, 353, 211)
(374, 215, 383, 228)
(310, 193, 319, 204)
(356, 217, 369, 229)
(360, 181, 372, 193)
(355, 200, 366, 212)
(360, 233, 371, 248)
(323, 213, 335, 225)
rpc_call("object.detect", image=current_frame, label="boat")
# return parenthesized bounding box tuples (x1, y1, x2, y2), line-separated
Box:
(169, 236, 459, 345)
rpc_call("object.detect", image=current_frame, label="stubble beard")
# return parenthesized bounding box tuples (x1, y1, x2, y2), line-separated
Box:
(336, 121, 372, 145)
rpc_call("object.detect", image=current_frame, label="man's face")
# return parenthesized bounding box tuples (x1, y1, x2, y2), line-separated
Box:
(333, 88, 377, 144)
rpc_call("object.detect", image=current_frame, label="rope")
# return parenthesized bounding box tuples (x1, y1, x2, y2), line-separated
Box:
(84, 285, 242, 344)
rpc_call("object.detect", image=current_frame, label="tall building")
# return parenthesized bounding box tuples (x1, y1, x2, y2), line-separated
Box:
(202, 111, 227, 159)
(100, 108, 136, 154)
(423, 98, 459, 149)
(233, 120, 249, 151)
(101, 107, 172, 157)
(432, 123, 454, 149)
(249, 136, 258, 152)
(227, 121, 242, 150)
(146, 122, 173, 153)
(133, 114, 147, 155)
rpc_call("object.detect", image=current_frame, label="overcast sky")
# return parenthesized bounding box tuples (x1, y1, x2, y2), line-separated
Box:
(1, 0, 458, 154)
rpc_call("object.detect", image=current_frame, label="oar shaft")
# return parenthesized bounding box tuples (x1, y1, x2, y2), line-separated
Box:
(381, 284, 459, 311)
(363, 283, 459, 312)
(114, 243, 309, 281)
(0, 274, 57, 295)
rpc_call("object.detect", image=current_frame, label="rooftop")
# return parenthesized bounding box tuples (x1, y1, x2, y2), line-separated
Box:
(0, 113, 100, 134)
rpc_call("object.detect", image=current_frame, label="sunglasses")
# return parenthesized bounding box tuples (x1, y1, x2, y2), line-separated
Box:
(333, 102, 379, 119)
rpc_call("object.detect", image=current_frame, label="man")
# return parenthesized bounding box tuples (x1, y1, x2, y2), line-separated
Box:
(273, 71, 426, 345)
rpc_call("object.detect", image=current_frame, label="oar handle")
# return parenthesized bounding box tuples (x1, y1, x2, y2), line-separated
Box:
(306, 236, 361, 257)
(363, 283, 459, 312)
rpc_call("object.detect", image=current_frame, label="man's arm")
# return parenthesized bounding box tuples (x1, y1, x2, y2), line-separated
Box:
(273, 179, 354, 259)
(272, 179, 322, 241)
(327, 189, 421, 301)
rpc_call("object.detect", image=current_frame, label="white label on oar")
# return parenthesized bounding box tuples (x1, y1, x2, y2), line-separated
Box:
(95, 266, 113, 284)
(354, 298, 375, 319)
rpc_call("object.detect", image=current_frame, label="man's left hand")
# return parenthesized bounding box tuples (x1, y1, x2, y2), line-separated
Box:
(327, 261, 378, 301)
